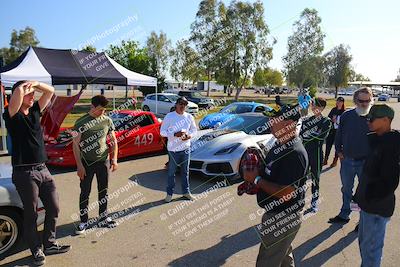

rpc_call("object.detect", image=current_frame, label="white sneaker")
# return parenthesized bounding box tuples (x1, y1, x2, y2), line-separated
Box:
(75, 222, 88, 235)
(183, 193, 195, 201)
(165, 194, 173, 203)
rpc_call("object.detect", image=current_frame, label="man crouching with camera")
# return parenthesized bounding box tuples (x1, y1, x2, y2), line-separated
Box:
(243, 105, 308, 267)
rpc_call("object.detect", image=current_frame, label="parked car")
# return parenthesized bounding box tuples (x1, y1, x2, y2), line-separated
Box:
(190, 113, 275, 183)
(141, 93, 199, 115)
(176, 91, 214, 109)
(46, 111, 165, 167)
(378, 93, 390, 101)
(0, 163, 46, 255)
(199, 102, 272, 129)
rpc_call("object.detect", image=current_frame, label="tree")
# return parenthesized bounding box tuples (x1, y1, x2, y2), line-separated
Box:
(265, 69, 283, 87)
(81, 45, 96, 53)
(0, 27, 40, 65)
(349, 68, 370, 82)
(253, 68, 283, 88)
(170, 39, 204, 85)
(394, 68, 400, 82)
(283, 8, 325, 90)
(217, 0, 273, 100)
(324, 44, 352, 98)
(190, 0, 221, 96)
(253, 68, 266, 88)
(146, 31, 171, 88)
(106, 40, 153, 75)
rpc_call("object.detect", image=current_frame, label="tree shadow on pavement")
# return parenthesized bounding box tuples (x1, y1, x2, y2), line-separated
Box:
(130, 170, 227, 194)
(168, 226, 260, 267)
(293, 224, 358, 266)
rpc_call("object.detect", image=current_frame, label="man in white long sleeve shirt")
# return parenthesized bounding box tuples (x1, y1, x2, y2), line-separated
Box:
(160, 97, 197, 202)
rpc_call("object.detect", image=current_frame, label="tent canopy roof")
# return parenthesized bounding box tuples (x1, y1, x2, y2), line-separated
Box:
(0, 47, 157, 87)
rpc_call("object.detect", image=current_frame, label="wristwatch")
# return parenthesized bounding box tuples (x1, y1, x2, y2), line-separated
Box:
(254, 176, 262, 185)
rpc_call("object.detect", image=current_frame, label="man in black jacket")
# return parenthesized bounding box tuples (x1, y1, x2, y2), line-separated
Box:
(354, 104, 400, 267)
(300, 97, 331, 213)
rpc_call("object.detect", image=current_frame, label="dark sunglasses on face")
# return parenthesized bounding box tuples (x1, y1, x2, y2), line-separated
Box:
(357, 99, 371, 104)
(177, 102, 188, 106)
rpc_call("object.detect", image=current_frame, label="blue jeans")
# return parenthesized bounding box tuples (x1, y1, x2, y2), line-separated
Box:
(339, 158, 365, 219)
(167, 150, 190, 196)
(359, 210, 390, 267)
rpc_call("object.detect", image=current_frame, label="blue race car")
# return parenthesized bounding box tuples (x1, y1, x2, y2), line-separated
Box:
(199, 102, 272, 129)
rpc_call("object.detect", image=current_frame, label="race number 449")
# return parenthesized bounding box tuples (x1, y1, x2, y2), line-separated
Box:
(134, 133, 154, 146)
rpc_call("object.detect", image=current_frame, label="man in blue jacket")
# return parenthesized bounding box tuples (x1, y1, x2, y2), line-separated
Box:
(329, 87, 372, 226)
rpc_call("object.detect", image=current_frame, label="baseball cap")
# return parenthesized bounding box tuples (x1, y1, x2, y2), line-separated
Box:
(263, 103, 301, 121)
(367, 104, 394, 120)
(176, 97, 189, 105)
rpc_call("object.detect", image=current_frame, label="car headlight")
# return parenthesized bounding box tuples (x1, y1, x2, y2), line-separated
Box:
(214, 143, 241, 155)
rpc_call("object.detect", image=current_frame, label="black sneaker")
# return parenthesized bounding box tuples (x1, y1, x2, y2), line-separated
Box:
(44, 242, 71, 255)
(33, 249, 46, 266)
(328, 215, 350, 224)
(99, 217, 118, 228)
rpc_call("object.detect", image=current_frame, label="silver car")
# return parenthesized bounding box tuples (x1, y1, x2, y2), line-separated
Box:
(189, 113, 275, 183)
(0, 163, 45, 255)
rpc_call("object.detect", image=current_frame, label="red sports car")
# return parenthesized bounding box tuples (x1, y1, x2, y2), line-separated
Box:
(45, 110, 165, 167)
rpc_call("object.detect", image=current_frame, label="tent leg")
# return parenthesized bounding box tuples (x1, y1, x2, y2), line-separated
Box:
(113, 86, 116, 110)
(155, 85, 158, 114)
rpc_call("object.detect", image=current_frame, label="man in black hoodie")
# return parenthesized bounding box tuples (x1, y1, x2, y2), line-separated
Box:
(354, 104, 400, 267)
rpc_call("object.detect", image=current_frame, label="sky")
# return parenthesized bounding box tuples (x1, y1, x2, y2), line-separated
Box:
(1, 0, 400, 82)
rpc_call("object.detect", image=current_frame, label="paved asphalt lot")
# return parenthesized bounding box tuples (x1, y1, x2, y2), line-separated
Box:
(1, 100, 400, 267)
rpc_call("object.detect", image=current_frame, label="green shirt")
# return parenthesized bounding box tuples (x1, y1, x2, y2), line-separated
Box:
(74, 114, 115, 163)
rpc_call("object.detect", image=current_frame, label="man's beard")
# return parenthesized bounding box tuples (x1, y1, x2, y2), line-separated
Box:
(356, 106, 371, 116)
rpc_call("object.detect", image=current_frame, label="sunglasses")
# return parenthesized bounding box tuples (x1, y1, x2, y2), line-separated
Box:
(357, 99, 371, 104)
(177, 102, 188, 106)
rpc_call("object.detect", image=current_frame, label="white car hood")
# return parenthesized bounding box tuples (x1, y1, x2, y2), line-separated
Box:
(187, 101, 198, 108)
(190, 129, 274, 157)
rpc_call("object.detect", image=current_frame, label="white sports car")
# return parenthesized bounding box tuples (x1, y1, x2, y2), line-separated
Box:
(189, 113, 275, 183)
(0, 163, 45, 255)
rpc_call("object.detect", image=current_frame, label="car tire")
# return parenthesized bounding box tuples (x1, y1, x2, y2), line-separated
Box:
(143, 105, 150, 111)
(0, 209, 22, 255)
(170, 107, 176, 112)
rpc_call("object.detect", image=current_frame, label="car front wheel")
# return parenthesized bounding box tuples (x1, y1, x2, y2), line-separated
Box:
(142, 105, 150, 111)
(0, 209, 22, 255)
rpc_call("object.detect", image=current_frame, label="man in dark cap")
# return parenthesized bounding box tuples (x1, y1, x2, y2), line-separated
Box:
(300, 97, 331, 213)
(243, 104, 308, 267)
(160, 97, 197, 202)
(354, 104, 400, 267)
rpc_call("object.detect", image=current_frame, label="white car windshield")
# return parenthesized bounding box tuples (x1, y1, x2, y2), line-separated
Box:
(219, 115, 270, 135)
(166, 94, 180, 102)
